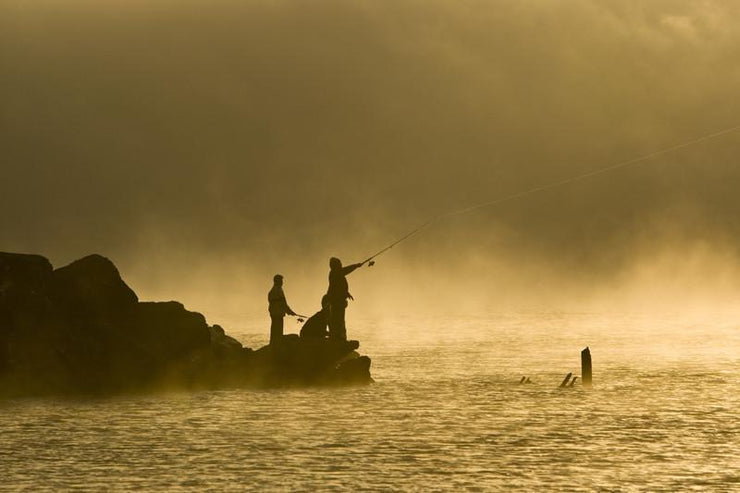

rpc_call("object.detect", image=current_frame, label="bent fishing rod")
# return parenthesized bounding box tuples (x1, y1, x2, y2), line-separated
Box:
(360, 123, 740, 266)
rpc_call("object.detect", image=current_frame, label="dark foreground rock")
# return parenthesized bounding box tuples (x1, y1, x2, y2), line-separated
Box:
(247, 336, 372, 388)
(0, 252, 372, 397)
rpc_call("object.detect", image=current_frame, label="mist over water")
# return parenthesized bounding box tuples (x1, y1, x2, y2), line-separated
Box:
(3, 0, 740, 316)
(3, 312, 740, 490)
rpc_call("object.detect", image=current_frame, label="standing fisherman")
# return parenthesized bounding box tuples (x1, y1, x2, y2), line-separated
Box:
(327, 257, 368, 340)
(268, 274, 297, 344)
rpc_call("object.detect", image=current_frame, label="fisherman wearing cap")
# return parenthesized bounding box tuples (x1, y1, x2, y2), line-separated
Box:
(268, 274, 297, 344)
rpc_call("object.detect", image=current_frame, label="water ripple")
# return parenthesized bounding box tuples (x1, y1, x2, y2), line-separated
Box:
(2, 313, 740, 490)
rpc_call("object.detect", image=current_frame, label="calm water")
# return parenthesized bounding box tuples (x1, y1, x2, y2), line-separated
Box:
(2, 312, 739, 491)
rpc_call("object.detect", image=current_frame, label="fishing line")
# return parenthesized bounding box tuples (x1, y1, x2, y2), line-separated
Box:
(363, 124, 740, 264)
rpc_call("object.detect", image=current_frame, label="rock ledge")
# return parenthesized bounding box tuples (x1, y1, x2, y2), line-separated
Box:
(0, 252, 372, 397)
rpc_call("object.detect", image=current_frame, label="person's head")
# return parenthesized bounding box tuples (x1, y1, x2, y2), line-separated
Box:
(329, 257, 342, 270)
(320, 294, 330, 311)
(273, 274, 283, 286)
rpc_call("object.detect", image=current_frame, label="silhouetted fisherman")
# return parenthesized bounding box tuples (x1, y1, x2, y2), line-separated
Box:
(327, 257, 366, 340)
(300, 295, 330, 339)
(268, 274, 296, 344)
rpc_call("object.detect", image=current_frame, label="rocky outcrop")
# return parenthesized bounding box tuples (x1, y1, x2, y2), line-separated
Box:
(246, 336, 372, 388)
(0, 252, 372, 397)
(51, 254, 138, 317)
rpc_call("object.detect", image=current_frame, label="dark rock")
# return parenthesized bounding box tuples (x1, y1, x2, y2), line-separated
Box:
(51, 254, 137, 318)
(0, 251, 373, 397)
(209, 324, 244, 357)
(334, 356, 373, 385)
(1, 253, 56, 386)
(247, 337, 372, 387)
(131, 301, 211, 359)
(0, 252, 53, 300)
(0, 253, 54, 335)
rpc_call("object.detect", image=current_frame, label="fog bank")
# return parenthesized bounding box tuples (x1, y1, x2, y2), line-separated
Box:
(3, 0, 739, 325)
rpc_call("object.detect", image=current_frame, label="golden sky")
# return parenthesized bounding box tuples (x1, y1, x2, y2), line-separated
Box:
(3, 0, 739, 317)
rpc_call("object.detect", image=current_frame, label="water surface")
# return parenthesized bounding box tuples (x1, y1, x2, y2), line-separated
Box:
(2, 312, 739, 490)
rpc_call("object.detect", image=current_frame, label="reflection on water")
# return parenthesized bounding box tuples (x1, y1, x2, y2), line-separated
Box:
(2, 313, 740, 490)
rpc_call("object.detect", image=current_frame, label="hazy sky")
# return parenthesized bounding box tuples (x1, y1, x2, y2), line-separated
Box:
(3, 0, 739, 321)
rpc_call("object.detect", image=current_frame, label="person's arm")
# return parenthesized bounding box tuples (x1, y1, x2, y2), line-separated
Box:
(285, 301, 297, 316)
(271, 288, 295, 315)
(282, 289, 297, 316)
(342, 262, 364, 275)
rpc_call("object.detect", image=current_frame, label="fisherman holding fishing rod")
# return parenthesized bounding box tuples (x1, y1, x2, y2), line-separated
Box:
(327, 257, 373, 340)
(268, 274, 298, 345)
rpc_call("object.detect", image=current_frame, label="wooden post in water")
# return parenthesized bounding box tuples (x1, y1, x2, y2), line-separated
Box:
(559, 372, 572, 388)
(581, 347, 592, 388)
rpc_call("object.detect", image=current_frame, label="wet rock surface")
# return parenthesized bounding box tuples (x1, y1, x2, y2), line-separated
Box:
(0, 252, 372, 397)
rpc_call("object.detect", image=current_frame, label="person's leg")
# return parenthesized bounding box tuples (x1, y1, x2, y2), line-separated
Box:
(328, 305, 336, 339)
(329, 303, 346, 339)
(270, 315, 283, 344)
(335, 303, 347, 340)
